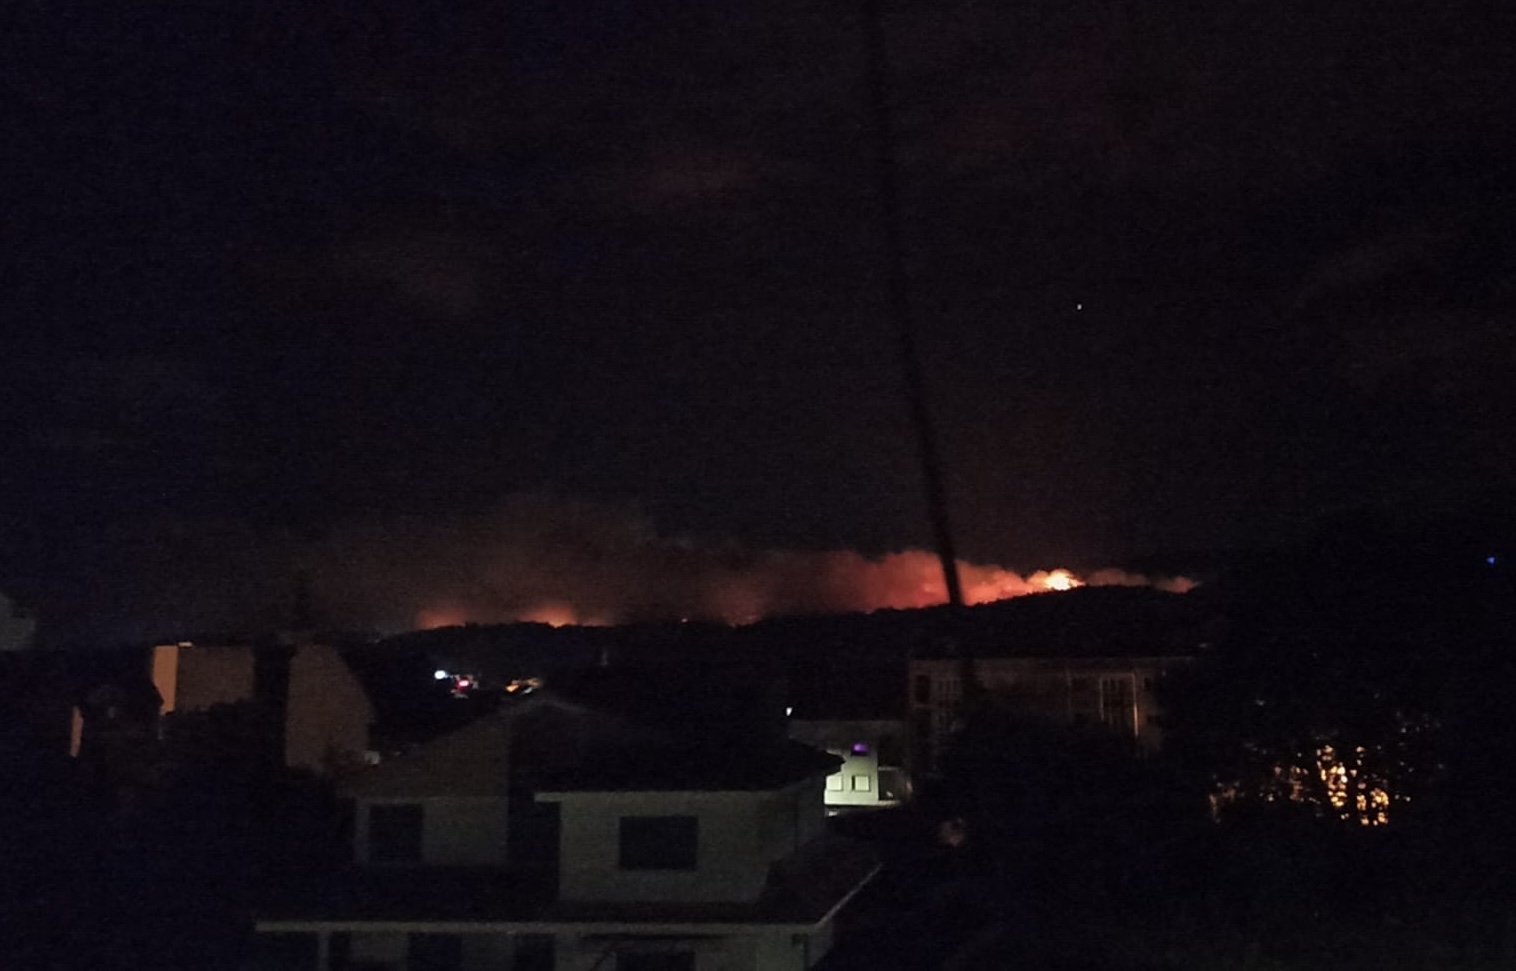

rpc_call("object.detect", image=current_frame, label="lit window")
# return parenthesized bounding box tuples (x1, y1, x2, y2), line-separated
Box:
(851, 775, 872, 792)
(826, 774, 844, 792)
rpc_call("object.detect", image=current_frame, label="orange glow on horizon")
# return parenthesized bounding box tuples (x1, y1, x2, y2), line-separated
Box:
(517, 603, 584, 628)
(416, 605, 470, 630)
(408, 549, 1195, 632)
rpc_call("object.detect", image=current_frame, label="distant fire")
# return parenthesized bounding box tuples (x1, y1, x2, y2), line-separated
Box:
(411, 547, 1195, 631)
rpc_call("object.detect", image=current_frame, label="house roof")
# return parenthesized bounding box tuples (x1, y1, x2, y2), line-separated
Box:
(340, 709, 511, 799)
(340, 668, 841, 799)
(511, 687, 840, 793)
(529, 735, 841, 794)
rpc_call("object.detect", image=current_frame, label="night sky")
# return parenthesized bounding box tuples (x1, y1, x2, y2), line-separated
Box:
(5, 1, 1514, 642)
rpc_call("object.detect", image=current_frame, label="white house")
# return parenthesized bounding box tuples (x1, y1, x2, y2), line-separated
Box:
(785, 718, 908, 812)
(252, 670, 879, 971)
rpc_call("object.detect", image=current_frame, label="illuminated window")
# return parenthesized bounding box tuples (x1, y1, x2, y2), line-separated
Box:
(852, 775, 872, 792)
(368, 803, 423, 863)
(826, 774, 844, 792)
(618, 816, 698, 870)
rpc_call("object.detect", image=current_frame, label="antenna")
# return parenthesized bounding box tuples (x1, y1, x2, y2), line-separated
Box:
(860, 0, 964, 610)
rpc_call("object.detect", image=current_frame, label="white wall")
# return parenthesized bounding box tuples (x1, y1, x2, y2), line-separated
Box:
(541, 784, 817, 905)
(789, 721, 905, 808)
(755, 930, 817, 971)
(354, 796, 510, 866)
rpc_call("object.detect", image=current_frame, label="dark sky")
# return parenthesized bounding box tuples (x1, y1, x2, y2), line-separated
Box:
(5, 0, 1515, 642)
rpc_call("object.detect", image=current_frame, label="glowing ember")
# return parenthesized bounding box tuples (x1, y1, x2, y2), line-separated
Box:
(1037, 569, 1081, 592)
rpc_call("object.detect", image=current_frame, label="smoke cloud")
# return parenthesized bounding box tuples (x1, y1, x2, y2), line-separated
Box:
(305, 495, 1195, 632)
(59, 495, 1193, 643)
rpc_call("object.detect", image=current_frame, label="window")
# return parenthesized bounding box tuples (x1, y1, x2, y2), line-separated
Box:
(1100, 678, 1135, 734)
(617, 952, 695, 971)
(913, 673, 932, 704)
(826, 773, 844, 792)
(618, 816, 698, 870)
(851, 774, 872, 792)
(369, 803, 423, 863)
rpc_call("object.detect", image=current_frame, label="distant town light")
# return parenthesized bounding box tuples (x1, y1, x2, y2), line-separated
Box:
(852, 743, 870, 755)
(456, 678, 473, 689)
(785, 706, 794, 716)
(1487, 555, 1499, 566)
(434, 669, 449, 680)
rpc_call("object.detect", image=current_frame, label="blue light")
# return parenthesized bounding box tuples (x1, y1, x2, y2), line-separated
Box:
(1487, 555, 1499, 567)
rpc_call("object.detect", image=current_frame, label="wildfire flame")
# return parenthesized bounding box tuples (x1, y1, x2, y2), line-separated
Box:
(413, 551, 1194, 631)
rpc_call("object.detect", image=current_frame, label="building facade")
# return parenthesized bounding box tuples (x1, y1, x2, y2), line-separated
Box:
(785, 719, 907, 811)
(908, 655, 1190, 775)
(253, 679, 878, 971)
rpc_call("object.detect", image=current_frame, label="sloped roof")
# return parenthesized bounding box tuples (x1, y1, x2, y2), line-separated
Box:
(517, 666, 838, 792)
(340, 709, 512, 799)
(530, 735, 840, 793)
(340, 673, 840, 800)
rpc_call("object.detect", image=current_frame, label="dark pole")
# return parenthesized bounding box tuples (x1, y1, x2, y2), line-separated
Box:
(860, 0, 964, 610)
